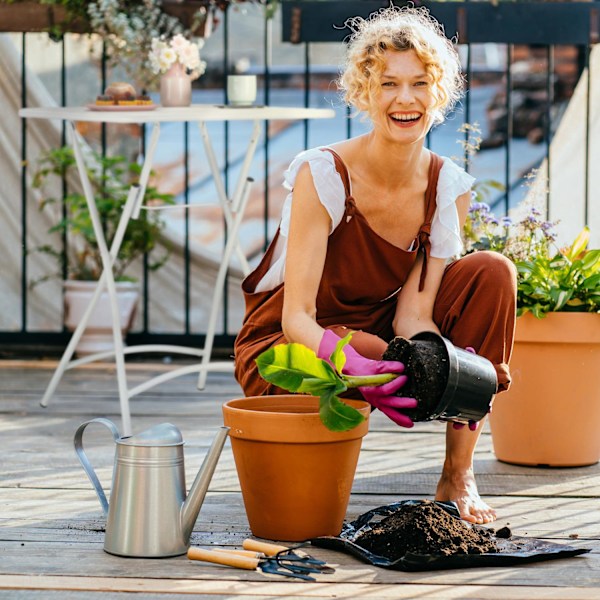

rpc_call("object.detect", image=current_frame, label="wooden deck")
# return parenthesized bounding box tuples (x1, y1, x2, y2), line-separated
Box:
(1, 359, 599, 599)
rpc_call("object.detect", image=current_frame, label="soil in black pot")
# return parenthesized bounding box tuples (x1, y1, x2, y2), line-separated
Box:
(354, 500, 498, 560)
(382, 336, 449, 421)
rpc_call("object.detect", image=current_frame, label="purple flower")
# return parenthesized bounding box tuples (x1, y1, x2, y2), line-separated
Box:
(469, 202, 490, 214)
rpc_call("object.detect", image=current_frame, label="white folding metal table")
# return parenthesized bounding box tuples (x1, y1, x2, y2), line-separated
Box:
(20, 104, 335, 435)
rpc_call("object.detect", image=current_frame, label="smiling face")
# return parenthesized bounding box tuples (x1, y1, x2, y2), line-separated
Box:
(370, 49, 435, 145)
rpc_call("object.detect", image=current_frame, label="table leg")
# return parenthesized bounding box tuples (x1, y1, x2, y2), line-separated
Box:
(196, 120, 262, 390)
(40, 122, 161, 436)
(198, 177, 254, 391)
(197, 121, 256, 275)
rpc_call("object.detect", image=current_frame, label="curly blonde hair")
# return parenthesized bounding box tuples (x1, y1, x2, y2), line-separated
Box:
(338, 5, 464, 125)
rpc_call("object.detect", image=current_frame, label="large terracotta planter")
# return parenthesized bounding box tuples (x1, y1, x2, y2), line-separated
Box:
(222, 395, 370, 542)
(489, 312, 600, 467)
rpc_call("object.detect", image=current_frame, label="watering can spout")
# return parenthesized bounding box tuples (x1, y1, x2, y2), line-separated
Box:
(181, 426, 230, 542)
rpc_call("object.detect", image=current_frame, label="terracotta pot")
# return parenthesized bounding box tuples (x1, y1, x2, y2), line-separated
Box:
(63, 280, 139, 357)
(489, 312, 600, 467)
(222, 395, 370, 542)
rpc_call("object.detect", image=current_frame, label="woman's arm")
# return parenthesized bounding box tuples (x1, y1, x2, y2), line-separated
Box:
(393, 190, 471, 338)
(281, 162, 332, 353)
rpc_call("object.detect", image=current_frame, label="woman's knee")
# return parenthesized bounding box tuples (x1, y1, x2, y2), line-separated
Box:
(458, 251, 517, 290)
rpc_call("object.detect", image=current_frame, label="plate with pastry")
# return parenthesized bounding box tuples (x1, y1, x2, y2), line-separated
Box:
(87, 103, 158, 112)
(88, 82, 157, 111)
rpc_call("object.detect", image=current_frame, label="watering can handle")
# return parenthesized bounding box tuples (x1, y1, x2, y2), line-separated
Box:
(74, 418, 121, 517)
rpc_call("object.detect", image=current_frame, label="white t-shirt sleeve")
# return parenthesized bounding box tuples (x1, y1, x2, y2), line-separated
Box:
(429, 157, 475, 259)
(253, 148, 346, 292)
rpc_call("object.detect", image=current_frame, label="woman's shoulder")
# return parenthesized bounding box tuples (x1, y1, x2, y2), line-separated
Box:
(434, 153, 473, 179)
(283, 144, 348, 190)
(430, 155, 474, 258)
(435, 155, 476, 201)
(290, 140, 357, 164)
(285, 145, 332, 170)
(280, 145, 349, 235)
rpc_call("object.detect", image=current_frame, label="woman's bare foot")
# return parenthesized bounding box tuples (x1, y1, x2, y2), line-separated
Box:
(435, 466, 497, 524)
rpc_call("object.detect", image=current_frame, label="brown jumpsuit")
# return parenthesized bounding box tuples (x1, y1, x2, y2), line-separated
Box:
(234, 149, 517, 397)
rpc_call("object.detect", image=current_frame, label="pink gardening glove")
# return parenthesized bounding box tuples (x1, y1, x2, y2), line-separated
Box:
(452, 346, 482, 432)
(318, 330, 418, 428)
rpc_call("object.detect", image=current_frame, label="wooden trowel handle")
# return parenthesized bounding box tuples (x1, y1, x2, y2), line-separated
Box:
(213, 548, 263, 558)
(187, 547, 259, 570)
(243, 539, 289, 556)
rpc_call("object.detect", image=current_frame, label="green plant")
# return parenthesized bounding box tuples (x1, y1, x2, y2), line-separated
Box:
(256, 334, 397, 432)
(464, 202, 600, 317)
(32, 146, 173, 283)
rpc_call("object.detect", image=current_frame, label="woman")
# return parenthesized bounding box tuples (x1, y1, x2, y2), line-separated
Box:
(234, 5, 516, 524)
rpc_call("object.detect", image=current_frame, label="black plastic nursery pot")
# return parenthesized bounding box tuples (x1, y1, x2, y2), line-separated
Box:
(384, 332, 498, 423)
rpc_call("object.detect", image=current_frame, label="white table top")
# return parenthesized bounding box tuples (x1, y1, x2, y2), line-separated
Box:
(19, 104, 336, 123)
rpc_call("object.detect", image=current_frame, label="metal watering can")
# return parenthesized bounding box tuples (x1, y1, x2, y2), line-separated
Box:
(74, 418, 230, 557)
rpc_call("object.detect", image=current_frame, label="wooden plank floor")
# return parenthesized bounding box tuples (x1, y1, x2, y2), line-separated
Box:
(1, 359, 599, 599)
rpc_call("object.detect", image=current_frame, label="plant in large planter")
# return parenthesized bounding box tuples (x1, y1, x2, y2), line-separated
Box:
(464, 201, 600, 466)
(32, 145, 173, 356)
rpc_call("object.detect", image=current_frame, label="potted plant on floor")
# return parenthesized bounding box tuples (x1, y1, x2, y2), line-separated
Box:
(463, 202, 600, 466)
(32, 146, 173, 356)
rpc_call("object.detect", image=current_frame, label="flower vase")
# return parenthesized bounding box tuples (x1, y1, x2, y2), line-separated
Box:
(160, 63, 192, 107)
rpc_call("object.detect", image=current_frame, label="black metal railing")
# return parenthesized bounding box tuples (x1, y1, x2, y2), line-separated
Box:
(4, 0, 599, 356)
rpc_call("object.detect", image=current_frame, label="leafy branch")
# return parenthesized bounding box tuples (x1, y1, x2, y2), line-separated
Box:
(515, 227, 600, 317)
(256, 334, 397, 432)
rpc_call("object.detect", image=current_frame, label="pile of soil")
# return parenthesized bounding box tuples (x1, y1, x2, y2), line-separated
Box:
(354, 500, 498, 560)
(382, 336, 449, 421)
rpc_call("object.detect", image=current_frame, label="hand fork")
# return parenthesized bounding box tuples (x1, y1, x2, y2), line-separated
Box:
(187, 547, 316, 581)
(242, 539, 335, 574)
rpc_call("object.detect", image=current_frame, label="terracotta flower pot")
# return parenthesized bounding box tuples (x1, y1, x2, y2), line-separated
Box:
(222, 395, 370, 542)
(489, 312, 600, 467)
